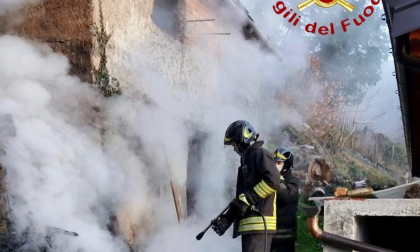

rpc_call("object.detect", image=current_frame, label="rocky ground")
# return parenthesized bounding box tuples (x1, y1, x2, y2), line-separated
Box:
(267, 124, 399, 196)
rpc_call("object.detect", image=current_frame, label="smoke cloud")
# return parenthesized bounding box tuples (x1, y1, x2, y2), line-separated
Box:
(0, 35, 138, 251)
(0, 0, 311, 250)
(0, 0, 394, 251)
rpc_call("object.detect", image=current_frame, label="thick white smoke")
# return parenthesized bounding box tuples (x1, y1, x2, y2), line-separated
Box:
(127, 2, 310, 252)
(0, 32, 238, 252)
(0, 35, 143, 252)
(0, 1, 311, 252)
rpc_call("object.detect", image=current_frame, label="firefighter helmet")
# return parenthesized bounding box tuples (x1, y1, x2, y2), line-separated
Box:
(272, 146, 294, 174)
(224, 120, 259, 145)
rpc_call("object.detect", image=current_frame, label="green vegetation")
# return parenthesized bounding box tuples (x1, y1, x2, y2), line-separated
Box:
(94, 0, 121, 98)
(296, 196, 323, 252)
(332, 153, 396, 188)
(333, 155, 351, 179)
(366, 168, 396, 188)
(296, 210, 323, 252)
(348, 160, 367, 179)
(381, 135, 408, 168)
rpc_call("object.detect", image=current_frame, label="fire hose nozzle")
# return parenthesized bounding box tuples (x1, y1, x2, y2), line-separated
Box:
(195, 198, 235, 241)
(196, 231, 205, 240)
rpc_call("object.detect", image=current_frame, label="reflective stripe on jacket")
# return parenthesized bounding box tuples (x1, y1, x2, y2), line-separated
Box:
(274, 169, 299, 241)
(238, 192, 277, 233)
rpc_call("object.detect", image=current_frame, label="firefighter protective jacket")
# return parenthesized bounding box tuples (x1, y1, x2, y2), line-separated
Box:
(274, 168, 299, 240)
(225, 141, 281, 238)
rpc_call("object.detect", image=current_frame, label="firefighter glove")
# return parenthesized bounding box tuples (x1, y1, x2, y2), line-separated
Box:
(279, 182, 287, 190)
(233, 194, 250, 214)
(212, 214, 231, 236)
(279, 178, 287, 190)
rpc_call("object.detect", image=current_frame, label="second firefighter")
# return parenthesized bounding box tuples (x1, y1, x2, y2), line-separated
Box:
(270, 146, 300, 252)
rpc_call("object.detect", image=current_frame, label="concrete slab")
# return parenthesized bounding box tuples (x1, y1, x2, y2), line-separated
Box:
(323, 199, 420, 252)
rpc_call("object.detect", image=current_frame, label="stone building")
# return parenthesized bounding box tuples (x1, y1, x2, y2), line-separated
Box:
(0, 0, 282, 247)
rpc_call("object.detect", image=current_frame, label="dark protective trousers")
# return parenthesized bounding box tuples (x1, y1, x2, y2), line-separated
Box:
(270, 238, 295, 252)
(242, 234, 273, 252)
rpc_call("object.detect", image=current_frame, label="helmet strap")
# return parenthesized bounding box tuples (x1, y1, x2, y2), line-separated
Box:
(283, 161, 292, 172)
(280, 168, 289, 175)
(238, 142, 250, 153)
(254, 134, 259, 142)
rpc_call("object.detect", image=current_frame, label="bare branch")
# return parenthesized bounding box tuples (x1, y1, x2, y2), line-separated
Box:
(354, 104, 392, 125)
(339, 101, 392, 149)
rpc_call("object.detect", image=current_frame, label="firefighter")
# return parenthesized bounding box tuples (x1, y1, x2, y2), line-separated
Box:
(212, 120, 281, 252)
(270, 147, 299, 252)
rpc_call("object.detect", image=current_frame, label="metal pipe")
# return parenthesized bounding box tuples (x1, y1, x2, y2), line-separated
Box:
(304, 207, 396, 252)
(307, 215, 322, 239)
(203, 33, 231, 35)
(187, 19, 216, 22)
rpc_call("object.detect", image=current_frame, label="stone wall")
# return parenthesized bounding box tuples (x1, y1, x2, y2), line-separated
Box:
(92, 0, 226, 220)
(1, 0, 94, 83)
(91, 0, 250, 245)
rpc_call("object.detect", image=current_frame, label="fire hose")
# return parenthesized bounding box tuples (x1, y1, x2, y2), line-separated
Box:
(250, 205, 267, 252)
(196, 199, 268, 252)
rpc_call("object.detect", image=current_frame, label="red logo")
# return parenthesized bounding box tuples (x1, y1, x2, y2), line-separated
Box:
(272, 0, 381, 35)
(298, 0, 354, 12)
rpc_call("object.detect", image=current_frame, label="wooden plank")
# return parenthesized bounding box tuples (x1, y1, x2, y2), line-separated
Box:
(163, 145, 183, 223)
